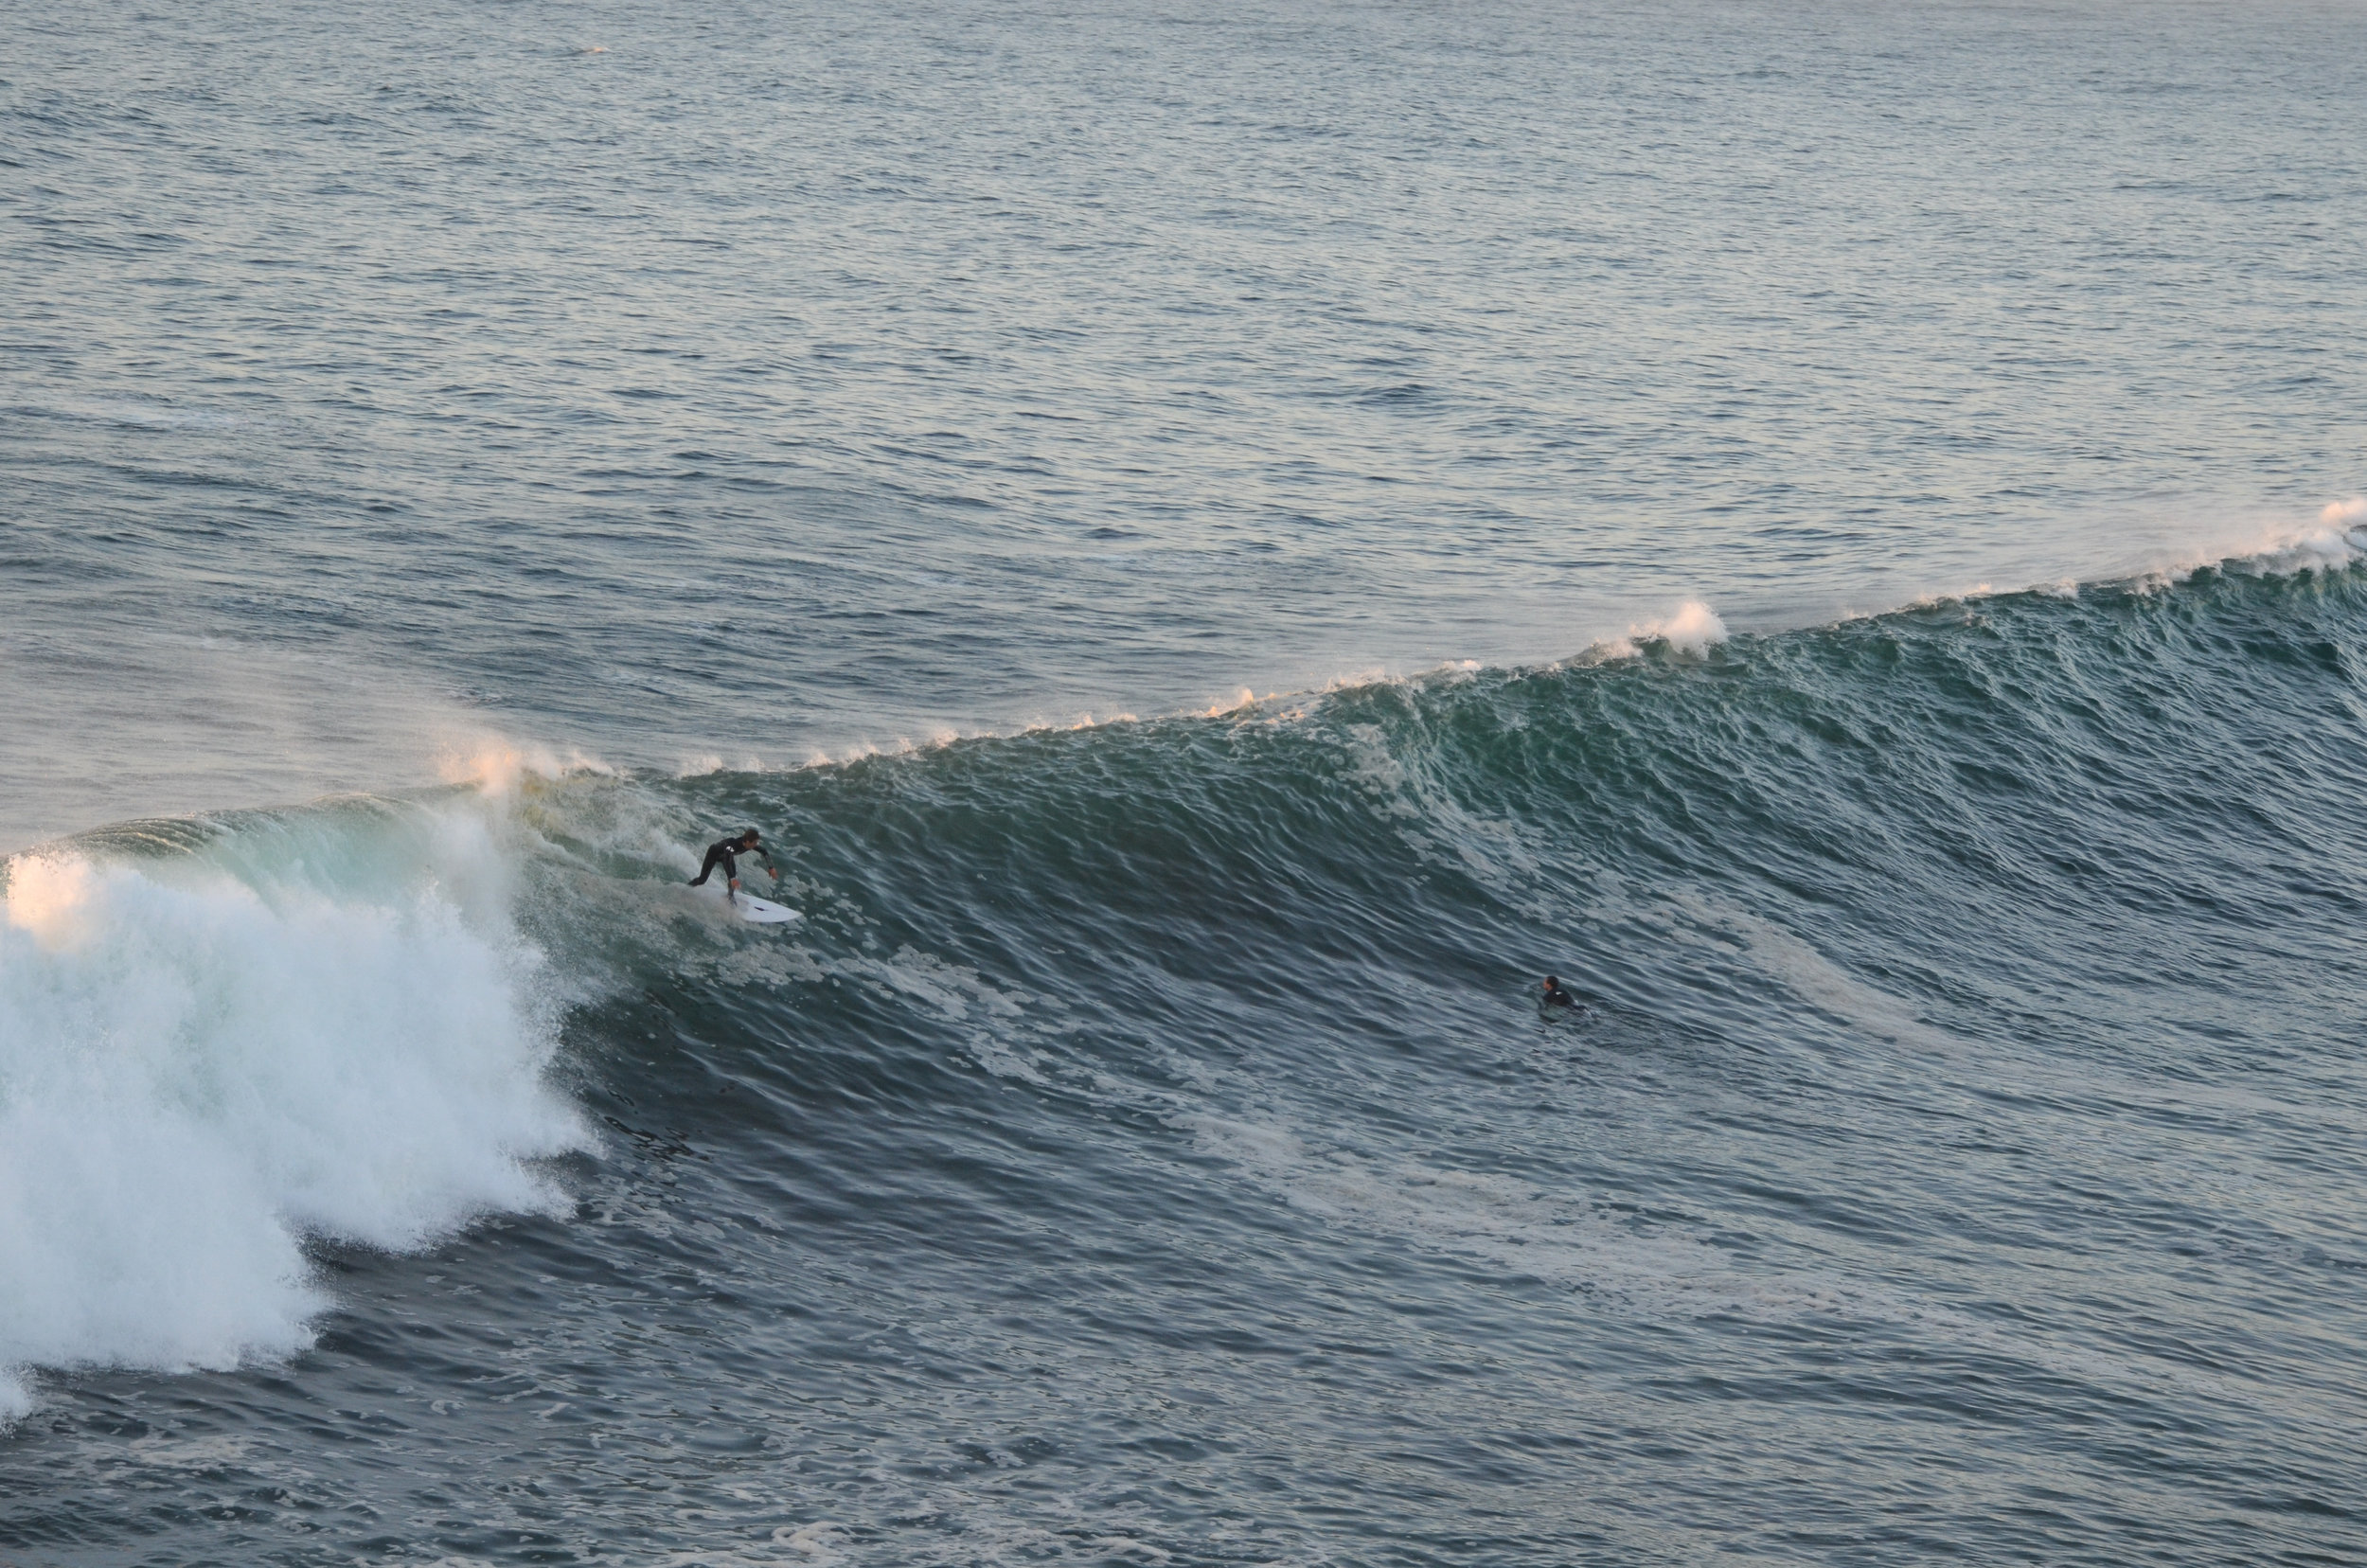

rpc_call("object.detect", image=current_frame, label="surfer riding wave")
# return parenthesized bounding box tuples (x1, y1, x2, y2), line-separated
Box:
(689, 829, 778, 903)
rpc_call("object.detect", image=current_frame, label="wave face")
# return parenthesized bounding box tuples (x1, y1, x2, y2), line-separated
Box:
(8, 564, 2367, 1563)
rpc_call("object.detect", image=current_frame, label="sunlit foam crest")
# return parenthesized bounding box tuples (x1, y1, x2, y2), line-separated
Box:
(2118, 499, 2367, 593)
(1637, 599, 1729, 652)
(4, 851, 100, 953)
(1911, 582, 1997, 610)
(436, 738, 613, 795)
(1321, 667, 1393, 693)
(1020, 710, 1138, 734)
(1582, 599, 1730, 662)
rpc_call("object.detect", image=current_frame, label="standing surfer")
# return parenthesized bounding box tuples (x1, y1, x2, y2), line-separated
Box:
(689, 829, 780, 904)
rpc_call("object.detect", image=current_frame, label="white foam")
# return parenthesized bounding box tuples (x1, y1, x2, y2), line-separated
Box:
(1586, 599, 1731, 661)
(1637, 598, 1729, 652)
(0, 803, 589, 1419)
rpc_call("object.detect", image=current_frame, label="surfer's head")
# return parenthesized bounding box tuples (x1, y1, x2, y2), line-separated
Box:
(740, 829, 761, 846)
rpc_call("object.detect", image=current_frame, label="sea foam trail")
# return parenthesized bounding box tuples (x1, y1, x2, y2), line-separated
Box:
(0, 799, 589, 1419)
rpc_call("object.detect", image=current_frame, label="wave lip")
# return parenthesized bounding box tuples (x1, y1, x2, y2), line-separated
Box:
(2121, 497, 2367, 589)
(0, 803, 590, 1419)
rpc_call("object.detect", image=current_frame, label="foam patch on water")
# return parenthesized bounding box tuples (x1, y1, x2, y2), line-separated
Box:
(0, 804, 589, 1419)
(1181, 1114, 1735, 1299)
(1178, 1113, 2248, 1404)
(1662, 890, 1973, 1059)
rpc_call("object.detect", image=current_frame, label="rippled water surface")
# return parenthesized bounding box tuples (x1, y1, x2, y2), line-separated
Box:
(4, 1, 2366, 1564)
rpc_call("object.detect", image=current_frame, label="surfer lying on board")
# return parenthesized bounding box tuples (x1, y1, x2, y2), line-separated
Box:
(689, 829, 779, 903)
(1540, 975, 1579, 1009)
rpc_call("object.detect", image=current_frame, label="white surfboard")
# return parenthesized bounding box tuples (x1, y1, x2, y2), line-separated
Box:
(731, 893, 802, 924)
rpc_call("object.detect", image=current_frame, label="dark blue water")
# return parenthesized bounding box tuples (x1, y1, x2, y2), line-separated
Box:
(5, 2, 2367, 1563)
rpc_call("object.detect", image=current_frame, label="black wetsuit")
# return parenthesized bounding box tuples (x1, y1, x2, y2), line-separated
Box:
(1540, 982, 1578, 1009)
(690, 837, 774, 888)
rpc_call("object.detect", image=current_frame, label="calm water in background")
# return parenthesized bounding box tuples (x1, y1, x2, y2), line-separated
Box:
(5, 2, 2367, 1563)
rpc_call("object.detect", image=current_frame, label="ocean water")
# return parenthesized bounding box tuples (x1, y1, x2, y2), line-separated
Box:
(5, 1, 2367, 1563)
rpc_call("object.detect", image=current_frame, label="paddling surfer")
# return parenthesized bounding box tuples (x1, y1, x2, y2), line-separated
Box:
(689, 829, 779, 904)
